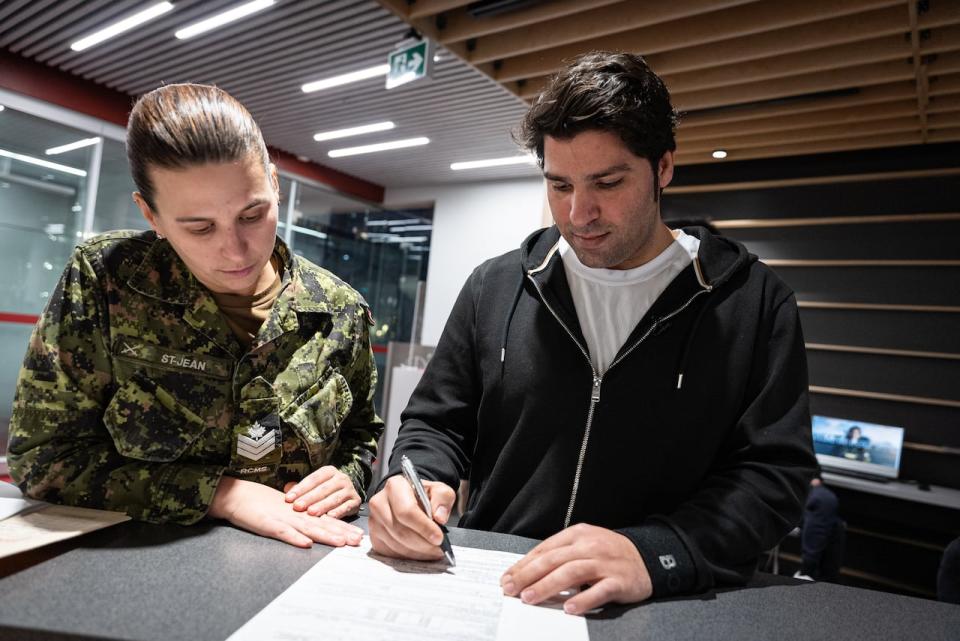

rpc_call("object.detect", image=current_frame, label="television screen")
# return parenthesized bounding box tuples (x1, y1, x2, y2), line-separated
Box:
(811, 415, 905, 479)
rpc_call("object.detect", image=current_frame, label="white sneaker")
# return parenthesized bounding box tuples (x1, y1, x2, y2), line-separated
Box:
(793, 571, 814, 581)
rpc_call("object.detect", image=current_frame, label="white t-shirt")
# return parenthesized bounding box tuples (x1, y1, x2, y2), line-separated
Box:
(559, 229, 700, 374)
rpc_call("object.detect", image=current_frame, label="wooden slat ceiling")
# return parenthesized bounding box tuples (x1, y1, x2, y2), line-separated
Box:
(377, 0, 960, 165)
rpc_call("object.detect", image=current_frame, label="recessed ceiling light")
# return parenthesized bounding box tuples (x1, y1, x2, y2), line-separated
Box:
(328, 137, 429, 158)
(302, 65, 390, 93)
(45, 137, 101, 156)
(450, 156, 537, 171)
(70, 2, 173, 52)
(314, 121, 395, 142)
(0, 149, 87, 176)
(0, 105, 5, 112)
(175, 0, 275, 40)
(712, 149, 728, 159)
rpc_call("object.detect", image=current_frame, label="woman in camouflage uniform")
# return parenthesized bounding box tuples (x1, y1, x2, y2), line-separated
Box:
(8, 84, 383, 548)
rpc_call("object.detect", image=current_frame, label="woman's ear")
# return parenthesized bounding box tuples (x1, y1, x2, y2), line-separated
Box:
(132, 192, 163, 238)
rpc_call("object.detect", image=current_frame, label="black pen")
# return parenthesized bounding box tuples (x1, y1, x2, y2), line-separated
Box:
(400, 455, 456, 566)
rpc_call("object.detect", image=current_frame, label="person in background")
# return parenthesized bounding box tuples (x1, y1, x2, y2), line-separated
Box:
(938, 537, 960, 604)
(794, 476, 845, 582)
(368, 51, 816, 615)
(7, 84, 382, 548)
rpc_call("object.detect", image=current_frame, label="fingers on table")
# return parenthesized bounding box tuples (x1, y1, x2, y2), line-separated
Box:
(285, 466, 337, 503)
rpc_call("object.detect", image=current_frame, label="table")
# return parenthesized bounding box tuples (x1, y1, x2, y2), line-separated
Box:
(823, 471, 960, 510)
(1, 514, 958, 641)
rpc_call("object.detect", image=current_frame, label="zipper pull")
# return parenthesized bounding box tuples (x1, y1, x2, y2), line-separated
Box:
(591, 376, 602, 403)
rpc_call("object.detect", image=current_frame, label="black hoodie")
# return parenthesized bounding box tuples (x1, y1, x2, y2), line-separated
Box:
(385, 225, 817, 597)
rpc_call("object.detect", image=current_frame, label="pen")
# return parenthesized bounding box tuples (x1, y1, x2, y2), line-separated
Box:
(400, 455, 456, 566)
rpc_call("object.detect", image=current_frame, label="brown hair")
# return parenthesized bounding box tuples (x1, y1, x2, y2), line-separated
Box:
(127, 83, 269, 211)
(515, 51, 678, 173)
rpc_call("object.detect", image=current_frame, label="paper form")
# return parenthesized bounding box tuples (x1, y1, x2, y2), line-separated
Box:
(0, 504, 130, 559)
(226, 541, 589, 641)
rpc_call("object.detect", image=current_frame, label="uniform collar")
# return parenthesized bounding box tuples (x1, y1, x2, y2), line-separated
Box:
(128, 234, 330, 355)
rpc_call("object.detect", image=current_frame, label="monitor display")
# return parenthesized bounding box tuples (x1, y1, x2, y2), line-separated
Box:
(811, 415, 905, 479)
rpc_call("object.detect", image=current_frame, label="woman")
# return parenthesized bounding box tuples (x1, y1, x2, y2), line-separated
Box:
(7, 84, 383, 548)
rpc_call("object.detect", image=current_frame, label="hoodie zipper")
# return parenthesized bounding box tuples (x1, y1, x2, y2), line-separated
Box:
(526, 272, 711, 528)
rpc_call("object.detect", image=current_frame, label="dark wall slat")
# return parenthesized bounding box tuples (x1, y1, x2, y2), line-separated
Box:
(808, 350, 960, 403)
(800, 308, 960, 353)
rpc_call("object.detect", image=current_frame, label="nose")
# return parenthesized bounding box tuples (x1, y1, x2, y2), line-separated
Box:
(568, 189, 599, 227)
(220, 225, 248, 262)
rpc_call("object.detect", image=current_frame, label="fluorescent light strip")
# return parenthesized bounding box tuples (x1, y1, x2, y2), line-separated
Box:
(45, 137, 101, 156)
(450, 156, 536, 171)
(0, 149, 87, 177)
(365, 218, 422, 227)
(389, 224, 432, 232)
(302, 65, 390, 93)
(71, 2, 173, 52)
(314, 121, 395, 142)
(175, 0, 275, 39)
(384, 236, 428, 244)
(328, 137, 429, 158)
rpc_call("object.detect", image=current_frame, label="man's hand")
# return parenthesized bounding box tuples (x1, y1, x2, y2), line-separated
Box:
(368, 475, 456, 560)
(209, 477, 363, 548)
(282, 466, 361, 519)
(500, 523, 653, 615)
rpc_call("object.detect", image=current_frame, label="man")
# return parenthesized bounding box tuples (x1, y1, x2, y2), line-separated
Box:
(369, 52, 816, 614)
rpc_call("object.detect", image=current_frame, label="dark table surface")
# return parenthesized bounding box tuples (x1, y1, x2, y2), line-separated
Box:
(1, 512, 958, 641)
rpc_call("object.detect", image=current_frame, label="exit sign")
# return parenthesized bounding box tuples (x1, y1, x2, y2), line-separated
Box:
(386, 39, 432, 89)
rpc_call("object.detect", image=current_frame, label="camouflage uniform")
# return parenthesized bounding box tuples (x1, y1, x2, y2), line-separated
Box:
(8, 230, 383, 525)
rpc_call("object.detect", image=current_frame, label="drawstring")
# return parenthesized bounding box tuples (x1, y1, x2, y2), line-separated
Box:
(675, 297, 711, 390)
(499, 274, 525, 377)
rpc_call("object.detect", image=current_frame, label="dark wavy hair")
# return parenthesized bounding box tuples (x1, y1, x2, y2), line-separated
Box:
(515, 51, 678, 176)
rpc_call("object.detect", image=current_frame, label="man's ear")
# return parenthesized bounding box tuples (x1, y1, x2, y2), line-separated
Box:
(658, 150, 675, 191)
(132, 192, 162, 237)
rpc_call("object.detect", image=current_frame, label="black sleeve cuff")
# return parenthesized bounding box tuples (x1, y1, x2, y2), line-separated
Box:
(616, 520, 698, 598)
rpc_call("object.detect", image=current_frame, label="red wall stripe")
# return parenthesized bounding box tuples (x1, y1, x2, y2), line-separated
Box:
(0, 312, 39, 325)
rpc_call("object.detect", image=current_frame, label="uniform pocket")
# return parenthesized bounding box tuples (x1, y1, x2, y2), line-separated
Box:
(281, 371, 353, 468)
(102, 370, 206, 462)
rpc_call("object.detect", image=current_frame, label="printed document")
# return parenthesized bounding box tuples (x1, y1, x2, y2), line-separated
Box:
(227, 541, 588, 641)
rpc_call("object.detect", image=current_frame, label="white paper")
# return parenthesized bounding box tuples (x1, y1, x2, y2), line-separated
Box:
(227, 541, 588, 641)
(0, 482, 46, 521)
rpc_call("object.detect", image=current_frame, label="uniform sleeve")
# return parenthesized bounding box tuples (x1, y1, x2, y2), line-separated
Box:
(616, 290, 817, 597)
(7, 247, 224, 525)
(330, 304, 385, 499)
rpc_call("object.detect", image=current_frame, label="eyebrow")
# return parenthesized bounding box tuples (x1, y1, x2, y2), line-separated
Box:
(543, 164, 632, 182)
(174, 198, 269, 223)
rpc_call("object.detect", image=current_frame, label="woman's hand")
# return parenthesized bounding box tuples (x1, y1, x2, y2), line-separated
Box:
(282, 466, 362, 519)
(209, 476, 363, 548)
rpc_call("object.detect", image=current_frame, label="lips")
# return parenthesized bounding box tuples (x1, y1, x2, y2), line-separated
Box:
(574, 232, 609, 247)
(221, 265, 255, 278)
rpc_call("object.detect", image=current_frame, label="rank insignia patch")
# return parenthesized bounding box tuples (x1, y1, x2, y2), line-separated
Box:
(237, 421, 280, 461)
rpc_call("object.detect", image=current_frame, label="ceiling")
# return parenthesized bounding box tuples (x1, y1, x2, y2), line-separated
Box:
(1, 0, 958, 195)
(380, 0, 960, 165)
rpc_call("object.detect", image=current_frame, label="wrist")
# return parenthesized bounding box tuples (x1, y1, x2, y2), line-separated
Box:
(209, 476, 242, 520)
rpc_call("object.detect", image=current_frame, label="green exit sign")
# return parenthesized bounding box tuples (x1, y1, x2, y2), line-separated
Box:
(386, 39, 432, 89)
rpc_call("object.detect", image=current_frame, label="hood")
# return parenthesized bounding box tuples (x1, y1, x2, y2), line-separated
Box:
(519, 224, 754, 290)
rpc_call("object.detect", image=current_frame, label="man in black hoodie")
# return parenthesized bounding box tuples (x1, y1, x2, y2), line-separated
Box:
(369, 51, 817, 614)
